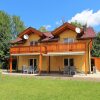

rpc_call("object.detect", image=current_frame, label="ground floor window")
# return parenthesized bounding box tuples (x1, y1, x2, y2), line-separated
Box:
(64, 58, 74, 66)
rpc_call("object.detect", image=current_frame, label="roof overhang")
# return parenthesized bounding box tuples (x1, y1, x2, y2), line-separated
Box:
(11, 53, 40, 56)
(11, 51, 85, 56)
(52, 22, 83, 36)
(18, 27, 43, 38)
(43, 51, 85, 56)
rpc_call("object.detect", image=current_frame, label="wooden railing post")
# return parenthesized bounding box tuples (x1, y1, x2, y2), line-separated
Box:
(10, 56, 12, 73)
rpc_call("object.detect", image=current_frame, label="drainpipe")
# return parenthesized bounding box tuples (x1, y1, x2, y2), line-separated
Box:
(87, 39, 92, 73)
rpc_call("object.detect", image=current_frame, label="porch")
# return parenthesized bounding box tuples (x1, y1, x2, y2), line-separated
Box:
(9, 42, 88, 75)
(9, 52, 87, 75)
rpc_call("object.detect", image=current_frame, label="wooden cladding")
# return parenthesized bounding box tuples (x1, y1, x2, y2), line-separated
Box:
(10, 42, 86, 54)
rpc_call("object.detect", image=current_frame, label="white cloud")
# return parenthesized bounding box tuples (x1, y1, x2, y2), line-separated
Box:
(56, 20, 62, 26)
(43, 25, 51, 29)
(69, 9, 100, 27)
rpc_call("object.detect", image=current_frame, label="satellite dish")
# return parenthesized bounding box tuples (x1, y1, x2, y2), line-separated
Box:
(75, 27, 81, 33)
(23, 34, 29, 39)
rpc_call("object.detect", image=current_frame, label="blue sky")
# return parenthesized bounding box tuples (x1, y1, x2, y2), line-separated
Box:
(0, 0, 100, 32)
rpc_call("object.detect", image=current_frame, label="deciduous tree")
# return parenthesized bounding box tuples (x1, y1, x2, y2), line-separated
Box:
(0, 11, 25, 68)
(91, 32, 100, 57)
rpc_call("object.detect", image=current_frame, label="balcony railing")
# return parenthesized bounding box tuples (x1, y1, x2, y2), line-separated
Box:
(10, 42, 86, 54)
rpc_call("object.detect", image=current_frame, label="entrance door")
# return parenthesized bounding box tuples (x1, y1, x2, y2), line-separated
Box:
(64, 58, 74, 74)
(91, 59, 95, 72)
(29, 58, 37, 70)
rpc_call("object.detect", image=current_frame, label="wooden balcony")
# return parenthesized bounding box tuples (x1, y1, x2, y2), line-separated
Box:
(10, 42, 86, 54)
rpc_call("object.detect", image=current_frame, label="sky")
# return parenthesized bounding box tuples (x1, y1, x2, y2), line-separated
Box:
(0, 0, 100, 32)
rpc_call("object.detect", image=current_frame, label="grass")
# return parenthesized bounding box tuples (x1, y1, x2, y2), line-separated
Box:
(0, 74, 100, 100)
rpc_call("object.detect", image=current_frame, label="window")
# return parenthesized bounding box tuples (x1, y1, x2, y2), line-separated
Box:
(30, 41, 37, 46)
(64, 58, 74, 66)
(64, 38, 74, 43)
(70, 59, 74, 66)
(64, 59, 68, 66)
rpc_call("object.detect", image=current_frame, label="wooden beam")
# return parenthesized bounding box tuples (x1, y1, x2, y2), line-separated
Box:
(39, 54, 42, 74)
(47, 56, 50, 73)
(39, 45, 42, 74)
(85, 53, 87, 75)
(85, 43, 87, 75)
(48, 56, 50, 73)
(10, 56, 12, 73)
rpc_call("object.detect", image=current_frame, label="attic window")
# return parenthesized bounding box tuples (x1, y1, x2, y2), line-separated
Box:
(30, 41, 37, 46)
(64, 38, 74, 43)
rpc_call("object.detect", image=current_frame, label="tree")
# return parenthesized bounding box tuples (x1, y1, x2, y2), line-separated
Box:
(91, 32, 100, 57)
(11, 16, 25, 39)
(39, 26, 48, 32)
(71, 21, 83, 28)
(0, 10, 25, 68)
(0, 11, 12, 68)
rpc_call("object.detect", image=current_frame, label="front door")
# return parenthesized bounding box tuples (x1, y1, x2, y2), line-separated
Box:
(29, 58, 37, 70)
(91, 59, 95, 72)
(64, 58, 74, 74)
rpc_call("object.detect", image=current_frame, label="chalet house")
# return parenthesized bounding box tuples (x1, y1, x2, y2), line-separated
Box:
(10, 22, 96, 75)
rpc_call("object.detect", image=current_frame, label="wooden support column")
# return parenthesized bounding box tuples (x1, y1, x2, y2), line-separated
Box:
(39, 54, 42, 74)
(85, 42, 87, 75)
(47, 56, 49, 73)
(39, 45, 42, 74)
(85, 53, 87, 75)
(10, 56, 12, 73)
(47, 56, 50, 73)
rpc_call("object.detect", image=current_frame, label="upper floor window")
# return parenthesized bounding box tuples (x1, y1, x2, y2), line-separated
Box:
(64, 38, 74, 43)
(30, 41, 38, 46)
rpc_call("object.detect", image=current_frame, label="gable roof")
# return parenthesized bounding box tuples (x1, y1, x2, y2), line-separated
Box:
(52, 22, 96, 39)
(11, 23, 96, 44)
(52, 22, 83, 36)
(18, 27, 43, 38)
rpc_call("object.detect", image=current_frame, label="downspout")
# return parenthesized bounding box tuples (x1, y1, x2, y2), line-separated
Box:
(88, 39, 92, 73)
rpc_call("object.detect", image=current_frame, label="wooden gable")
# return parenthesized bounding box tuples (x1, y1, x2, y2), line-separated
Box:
(18, 27, 43, 38)
(52, 22, 83, 36)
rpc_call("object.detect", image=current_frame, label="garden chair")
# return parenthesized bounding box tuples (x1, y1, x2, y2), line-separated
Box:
(70, 66, 76, 75)
(28, 66, 34, 74)
(22, 65, 28, 74)
(34, 66, 38, 73)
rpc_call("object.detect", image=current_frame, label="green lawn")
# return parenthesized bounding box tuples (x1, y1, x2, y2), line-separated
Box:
(0, 74, 100, 100)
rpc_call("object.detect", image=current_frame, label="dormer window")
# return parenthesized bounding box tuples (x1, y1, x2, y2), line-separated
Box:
(64, 38, 74, 43)
(30, 41, 38, 46)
